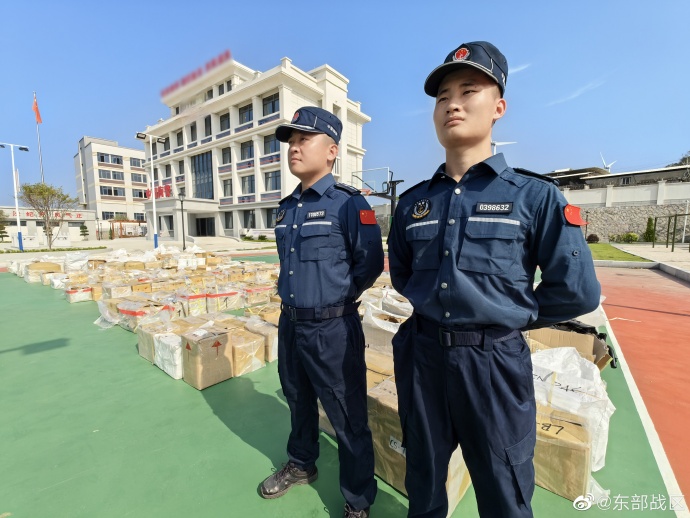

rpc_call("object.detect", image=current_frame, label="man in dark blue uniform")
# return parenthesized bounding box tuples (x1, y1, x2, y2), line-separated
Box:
(388, 42, 601, 517)
(259, 106, 383, 518)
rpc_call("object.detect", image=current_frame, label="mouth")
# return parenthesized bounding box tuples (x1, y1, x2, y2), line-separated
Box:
(445, 117, 464, 127)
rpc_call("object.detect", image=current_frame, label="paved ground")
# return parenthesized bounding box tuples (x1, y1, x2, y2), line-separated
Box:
(612, 242, 690, 273)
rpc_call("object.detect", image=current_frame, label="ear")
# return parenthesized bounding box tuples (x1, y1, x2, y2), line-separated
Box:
(327, 141, 339, 162)
(493, 97, 507, 123)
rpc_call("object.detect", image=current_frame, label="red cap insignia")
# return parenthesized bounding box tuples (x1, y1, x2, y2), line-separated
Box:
(360, 209, 376, 225)
(292, 111, 300, 122)
(564, 204, 587, 226)
(454, 47, 470, 61)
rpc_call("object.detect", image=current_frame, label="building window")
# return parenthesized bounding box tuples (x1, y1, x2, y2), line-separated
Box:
(224, 211, 233, 229)
(165, 164, 172, 178)
(226, 80, 232, 91)
(112, 170, 124, 181)
(153, 167, 159, 181)
(132, 189, 146, 199)
(178, 160, 184, 175)
(239, 103, 253, 124)
(98, 169, 112, 180)
(131, 158, 144, 168)
(163, 138, 170, 151)
(263, 93, 279, 116)
(176, 131, 183, 146)
(134, 213, 145, 222)
(100, 186, 113, 196)
(241, 141, 254, 160)
(131, 173, 146, 183)
(218, 84, 225, 96)
(204, 115, 212, 137)
(621, 177, 631, 185)
(264, 135, 279, 155)
(265, 170, 281, 191)
(266, 208, 278, 228)
(206, 89, 213, 101)
(243, 210, 255, 229)
(190, 122, 197, 142)
(175, 106, 180, 115)
(220, 113, 230, 131)
(223, 179, 233, 197)
(241, 175, 255, 194)
(97, 153, 123, 164)
(191, 151, 214, 200)
(115, 212, 127, 219)
(152, 142, 158, 155)
(102, 211, 114, 220)
(222, 147, 232, 165)
(113, 187, 126, 197)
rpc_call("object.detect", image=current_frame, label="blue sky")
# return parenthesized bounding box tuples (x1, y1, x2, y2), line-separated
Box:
(1, 0, 689, 206)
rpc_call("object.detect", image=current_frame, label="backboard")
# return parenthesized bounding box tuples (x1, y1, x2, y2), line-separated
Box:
(349, 167, 392, 197)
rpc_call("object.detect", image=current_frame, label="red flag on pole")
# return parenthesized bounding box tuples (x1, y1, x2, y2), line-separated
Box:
(32, 93, 42, 124)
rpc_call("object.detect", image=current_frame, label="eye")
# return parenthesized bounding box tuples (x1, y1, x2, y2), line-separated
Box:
(436, 96, 447, 103)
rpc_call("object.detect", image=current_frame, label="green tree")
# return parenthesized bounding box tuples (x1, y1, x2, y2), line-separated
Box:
(19, 183, 79, 250)
(642, 217, 656, 242)
(0, 210, 8, 243)
(79, 224, 89, 240)
(666, 151, 690, 167)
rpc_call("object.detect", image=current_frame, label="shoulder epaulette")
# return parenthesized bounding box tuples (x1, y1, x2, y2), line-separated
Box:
(513, 167, 558, 184)
(334, 183, 360, 195)
(279, 194, 292, 205)
(399, 179, 430, 199)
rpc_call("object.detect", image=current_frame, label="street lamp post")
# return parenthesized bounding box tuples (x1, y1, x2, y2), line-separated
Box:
(135, 132, 167, 249)
(0, 142, 30, 251)
(179, 188, 186, 251)
(585, 211, 590, 239)
(95, 216, 100, 240)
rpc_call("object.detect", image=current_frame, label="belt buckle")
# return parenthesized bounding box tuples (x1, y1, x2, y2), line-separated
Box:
(438, 327, 450, 347)
(284, 305, 297, 321)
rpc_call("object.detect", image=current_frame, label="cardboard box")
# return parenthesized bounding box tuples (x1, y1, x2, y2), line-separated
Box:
(527, 328, 612, 371)
(137, 321, 189, 364)
(243, 318, 279, 363)
(130, 281, 152, 293)
(41, 271, 60, 286)
(182, 326, 234, 390)
(103, 283, 133, 299)
(534, 403, 591, 501)
(65, 286, 93, 303)
(88, 259, 106, 270)
(117, 300, 165, 332)
(365, 349, 395, 390)
(154, 333, 185, 379)
(177, 291, 208, 317)
(145, 260, 163, 269)
(368, 380, 472, 515)
(244, 284, 274, 305)
(244, 302, 281, 326)
(230, 328, 265, 377)
(206, 290, 244, 312)
(124, 261, 146, 270)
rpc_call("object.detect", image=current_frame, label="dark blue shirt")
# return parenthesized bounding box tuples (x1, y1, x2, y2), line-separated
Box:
(274, 173, 384, 309)
(388, 154, 601, 330)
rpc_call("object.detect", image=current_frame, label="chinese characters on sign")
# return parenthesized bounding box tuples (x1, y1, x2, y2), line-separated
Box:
(10, 210, 84, 219)
(145, 185, 172, 199)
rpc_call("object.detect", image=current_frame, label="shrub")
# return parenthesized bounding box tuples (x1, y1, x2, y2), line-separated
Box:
(586, 234, 599, 244)
(608, 234, 620, 243)
(642, 217, 655, 242)
(622, 232, 639, 243)
(258, 234, 267, 241)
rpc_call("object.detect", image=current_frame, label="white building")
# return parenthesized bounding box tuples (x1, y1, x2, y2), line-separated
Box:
(139, 54, 371, 239)
(74, 137, 148, 227)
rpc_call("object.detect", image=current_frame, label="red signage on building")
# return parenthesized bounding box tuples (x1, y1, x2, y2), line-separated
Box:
(145, 185, 172, 199)
(161, 50, 232, 98)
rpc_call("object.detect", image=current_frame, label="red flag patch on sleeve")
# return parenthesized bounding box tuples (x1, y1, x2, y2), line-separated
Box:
(564, 204, 587, 226)
(360, 209, 376, 225)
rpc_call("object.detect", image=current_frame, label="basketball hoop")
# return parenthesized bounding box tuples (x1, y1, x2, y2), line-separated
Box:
(361, 188, 372, 196)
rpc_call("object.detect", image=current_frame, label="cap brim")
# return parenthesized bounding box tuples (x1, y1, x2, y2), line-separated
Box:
(424, 61, 502, 97)
(275, 124, 325, 143)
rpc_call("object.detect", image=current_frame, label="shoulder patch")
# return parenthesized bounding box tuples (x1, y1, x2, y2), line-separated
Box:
(513, 167, 559, 185)
(399, 179, 430, 199)
(334, 183, 360, 195)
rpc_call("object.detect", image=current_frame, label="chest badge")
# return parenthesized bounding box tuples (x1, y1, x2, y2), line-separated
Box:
(276, 209, 286, 223)
(411, 198, 431, 220)
(476, 202, 514, 214)
(306, 210, 326, 220)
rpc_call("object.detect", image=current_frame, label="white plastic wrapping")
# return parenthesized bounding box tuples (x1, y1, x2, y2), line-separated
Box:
(65, 286, 93, 303)
(381, 288, 413, 317)
(153, 333, 184, 379)
(362, 304, 405, 354)
(63, 252, 89, 273)
(50, 274, 69, 290)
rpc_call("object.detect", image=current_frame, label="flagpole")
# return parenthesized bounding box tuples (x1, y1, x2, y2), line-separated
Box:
(34, 91, 45, 183)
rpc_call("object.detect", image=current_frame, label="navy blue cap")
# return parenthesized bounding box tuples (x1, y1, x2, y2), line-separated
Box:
(275, 106, 342, 144)
(424, 41, 508, 97)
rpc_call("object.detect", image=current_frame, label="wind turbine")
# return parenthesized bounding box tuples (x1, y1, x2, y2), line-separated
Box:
(492, 141, 517, 155)
(600, 152, 617, 172)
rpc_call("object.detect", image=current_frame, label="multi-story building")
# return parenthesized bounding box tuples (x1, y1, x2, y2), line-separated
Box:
(74, 137, 148, 228)
(138, 55, 371, 239)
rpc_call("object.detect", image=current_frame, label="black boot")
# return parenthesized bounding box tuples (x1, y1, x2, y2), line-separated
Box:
(259, 462, 318, 499)
(344, 503, 370, 517)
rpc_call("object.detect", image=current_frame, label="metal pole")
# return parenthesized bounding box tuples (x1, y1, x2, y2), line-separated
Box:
(36, 123, 45, 183)
(666, 217, 672, 248)
(149, 138, 159, 249)
(10, 146, 23, 251)
(672, 214, 678, 252)
(652, 217, 657, 248)
(181, 198, 186, 251)
(682, 200, 689, 245)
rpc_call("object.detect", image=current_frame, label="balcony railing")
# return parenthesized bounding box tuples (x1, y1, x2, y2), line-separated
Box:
(235, 122, 253, 134)
(260, 153, 280, 166)
(258, 113, 279, 125)
(237, 159, 254, 171)
(220, 197, 234, 206)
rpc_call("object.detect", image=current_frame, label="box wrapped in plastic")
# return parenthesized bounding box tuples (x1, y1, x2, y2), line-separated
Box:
(206, 287, 244, 312)
(381, 289, 413, 317)
(117, 300, 165, 332)
(230, 328, 265, 377)
(64, 252, 89, 273)
(103, 283, 133, 299)
(177, 254, 199, 270)
(365, 349, 395, 390)
(50, 274, 70, 290)
(243, 284, 275, 305)
(177, 289, 207, 317)
(65, 286, 93, 303)
(362, 304, 405, 355)
(25, 262, 62, 283)
(89, 284, 103, 301)
(240, 316, 278, 363)
(182, 326, 234, 390)
(41, 271, 60, 286)
(154, 333, 185, 379)
(244, 302, 281, 326)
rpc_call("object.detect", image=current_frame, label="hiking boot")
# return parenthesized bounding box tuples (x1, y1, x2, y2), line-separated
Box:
(259, 462, 318, 499)
(344, 503, 370, 517)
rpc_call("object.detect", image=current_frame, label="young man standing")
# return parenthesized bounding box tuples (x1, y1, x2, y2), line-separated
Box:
(260, 106, 383, 518)
(388, 42, 601, 517)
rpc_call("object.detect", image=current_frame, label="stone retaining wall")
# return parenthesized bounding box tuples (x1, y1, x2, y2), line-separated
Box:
(583, 204, 690, 243)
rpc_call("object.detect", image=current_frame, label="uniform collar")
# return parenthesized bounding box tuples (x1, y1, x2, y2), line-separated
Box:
(291, 173, 335, 199)
(428, 153, 509, 189)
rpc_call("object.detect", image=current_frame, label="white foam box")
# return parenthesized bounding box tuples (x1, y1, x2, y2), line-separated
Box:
(526, 328, 612, 371)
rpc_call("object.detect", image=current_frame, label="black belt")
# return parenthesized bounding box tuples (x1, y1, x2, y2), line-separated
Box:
(415, 313, 520, 351)
(281, 301, 360, 322)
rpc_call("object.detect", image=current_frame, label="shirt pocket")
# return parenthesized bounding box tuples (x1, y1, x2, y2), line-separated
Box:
(299, 222, 333, 261)
(405, 220, 440, 270)
(274, 225, 287, 260)
(458, 217, 520, 274)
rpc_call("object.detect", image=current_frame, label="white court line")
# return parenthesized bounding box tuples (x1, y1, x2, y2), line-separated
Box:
(604, 317, 689, 517)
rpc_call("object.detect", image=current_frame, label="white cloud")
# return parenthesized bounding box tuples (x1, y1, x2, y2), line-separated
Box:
(509, 64, 530, 74)
(547, 79, 606, 106)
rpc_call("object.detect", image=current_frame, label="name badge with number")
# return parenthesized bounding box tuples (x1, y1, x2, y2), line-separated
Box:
(475, 202, 513, 214)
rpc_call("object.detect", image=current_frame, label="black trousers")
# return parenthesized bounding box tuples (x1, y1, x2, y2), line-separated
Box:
(277, 311, 377, 510)
(393, 314, 536, 518)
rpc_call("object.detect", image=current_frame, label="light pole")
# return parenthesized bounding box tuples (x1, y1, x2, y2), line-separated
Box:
(135, 132, 167, 249)
(95, 215, 100, 240)
(0, 142, 30, 251)
(179, 187, 186, 251)
(585, 211, 590, 239)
